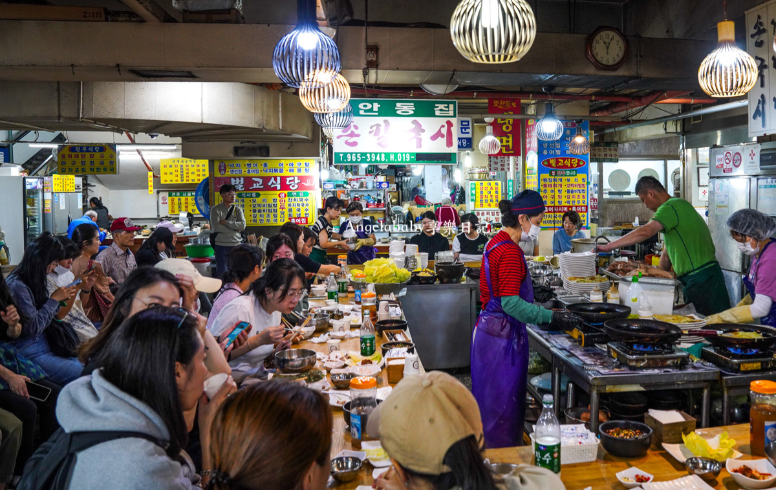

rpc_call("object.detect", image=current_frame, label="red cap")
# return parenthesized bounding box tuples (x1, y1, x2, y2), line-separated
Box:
(110, 218, 141, 233)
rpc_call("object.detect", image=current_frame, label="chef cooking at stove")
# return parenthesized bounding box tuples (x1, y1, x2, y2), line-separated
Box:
(705, 209, 776, 326)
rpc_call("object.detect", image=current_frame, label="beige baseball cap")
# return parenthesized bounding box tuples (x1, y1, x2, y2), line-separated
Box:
(366, 371, 483, 475)
(155, 259, 222, 294)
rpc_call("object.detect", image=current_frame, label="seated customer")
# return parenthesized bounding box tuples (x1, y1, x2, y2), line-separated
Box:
(552, 210, 585, 255)
(20, 307, 237, 489)
(453, 214, 488, 263)
(409, 211, 450, 261)
(279, 222, 340, 276)
(135, 227, 175, 267)
(0, 408, 22, 490)
(95, 218, 140, 289)
(207, 381, 332, 490)
(370, 372, 565, 490)
(47, 237, 98, 343)
(207, 245, 264, 331)
(66, 210, 106, 242)
(338, 202, 377, 265)
(71, 223, 114, 325)
(265, 234, 296, 262)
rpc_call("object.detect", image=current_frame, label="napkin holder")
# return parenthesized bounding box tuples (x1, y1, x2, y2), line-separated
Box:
(386, 357, 406, 384)
(644, 411, 696, 445)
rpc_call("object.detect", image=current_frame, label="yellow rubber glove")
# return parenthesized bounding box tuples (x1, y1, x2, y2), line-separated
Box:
(737, 294, 753, 307)
(706, 305, 755, 325)
(354, 238, 375, 251)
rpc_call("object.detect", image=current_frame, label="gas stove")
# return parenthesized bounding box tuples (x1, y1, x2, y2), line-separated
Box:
(701, 346, 776, 373)
(567, 322, 611, 347)
(607, 341, 690, 369)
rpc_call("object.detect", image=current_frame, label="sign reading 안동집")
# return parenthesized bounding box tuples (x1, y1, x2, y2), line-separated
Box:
(58, 145, 117, 174)
(332, 99, 458, 165)
(160, 158, 209, 184)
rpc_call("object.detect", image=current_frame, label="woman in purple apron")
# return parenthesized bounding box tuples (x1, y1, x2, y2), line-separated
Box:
(707, 209, 776, 326)
(338, 201, 377, 265)
(472, 191, 581, 449)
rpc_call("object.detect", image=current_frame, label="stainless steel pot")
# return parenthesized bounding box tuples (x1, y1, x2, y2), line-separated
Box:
(571, 236, 610, 254)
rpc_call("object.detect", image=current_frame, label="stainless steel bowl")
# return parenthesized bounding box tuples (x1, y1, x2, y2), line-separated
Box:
(487, 462, 520, 476)
(312, 313, 330, 333)
(330, 456, 362, 482)
(685, 457, 721, 481)
(275, 349, 317, 374)
(331, 372, 356, 390)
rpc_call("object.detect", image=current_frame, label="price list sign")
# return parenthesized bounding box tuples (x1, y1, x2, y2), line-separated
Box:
(160, 159, 208, 184)
(57, 145, 117, 175)
(470, 181, 501, 209)
(52, 175, 75, 192)
(213, 159, 317, 226)
(168, 192, 199, 216)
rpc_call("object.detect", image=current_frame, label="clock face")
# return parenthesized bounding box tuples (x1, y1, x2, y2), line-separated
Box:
(590, 29, 626, 67)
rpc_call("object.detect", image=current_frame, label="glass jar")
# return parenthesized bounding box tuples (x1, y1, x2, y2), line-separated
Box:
(350, 376, 378, 443)
(361, 291, 377, 323)
(751, 380, 776, 456)
(338, 255, 348, 269)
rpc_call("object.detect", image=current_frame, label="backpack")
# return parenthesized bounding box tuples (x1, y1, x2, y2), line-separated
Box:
(18, 428, 164, 490)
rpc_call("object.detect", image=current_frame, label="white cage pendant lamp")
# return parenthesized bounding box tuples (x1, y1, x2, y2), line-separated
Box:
(450, 0, 536, 64)
(568, 122, 589, 155)
(300, 74, 351, 113)
(479, 118, 501, 155)
(698, 20, 757, 97)
(536, 103, 564, 141)
(314, 103, 354, 131)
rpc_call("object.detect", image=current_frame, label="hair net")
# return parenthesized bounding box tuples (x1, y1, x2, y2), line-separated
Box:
(727, 209, 776, 241)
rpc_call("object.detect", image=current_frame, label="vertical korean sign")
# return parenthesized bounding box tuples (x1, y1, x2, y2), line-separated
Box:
(537, 121, 590, 228)
(747, 4, 776, 137)
(488, 99, 521, 156)
(212, 159, 317, 226)
(525, 119, 539, 191)
(332, 99, 457, 164)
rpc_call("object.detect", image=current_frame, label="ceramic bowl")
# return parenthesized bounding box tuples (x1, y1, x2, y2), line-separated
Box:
(616, 467, 653, 488)
(726, 458, 776, 489)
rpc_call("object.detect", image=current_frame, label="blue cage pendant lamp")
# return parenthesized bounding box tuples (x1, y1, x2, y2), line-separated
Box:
(536, 102, 564, 141)
(273, 0, 341, 88)
(315, 102, 354, 130)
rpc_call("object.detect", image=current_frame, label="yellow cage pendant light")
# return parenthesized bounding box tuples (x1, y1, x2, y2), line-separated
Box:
(698, 20, 757, 97)
(450, 0, 536, 64)
(300, 74, 351, 113)
(568, 123, 589, 155)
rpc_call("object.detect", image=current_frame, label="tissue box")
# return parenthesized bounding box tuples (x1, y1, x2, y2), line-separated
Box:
(644, 411, 696, 445)
(386, 357, 406, 384)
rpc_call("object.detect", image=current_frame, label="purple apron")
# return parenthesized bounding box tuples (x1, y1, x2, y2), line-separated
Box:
(472, 239, 533, 449)
(340, 221, 377, 265)
(744, 239, 776, 327)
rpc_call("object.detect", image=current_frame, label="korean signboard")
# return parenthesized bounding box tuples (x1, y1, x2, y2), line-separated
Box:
(52, 175, 75, 192)
(332, 99, 458, 164)
(168, 191, 200, 215)
(148, 172, 154, 195)
(525, 119, 539, 191)
(488, 99, 521, 156)
(537, 121, 590, 228)
(213, 159, 317, 226)
(458, 117, 472, 150)
(590, 142, 619, 162)
(489, 156, 511, 173)
(469, 181, 501, 209)
(746, 3, 776, 137)
(57, 145, 117, 175)
(160, 159, 209, 184)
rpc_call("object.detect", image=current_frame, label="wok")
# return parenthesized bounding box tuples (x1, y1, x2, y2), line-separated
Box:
(603, 319, 682, 344)
(565, 303, 631, 324)
(686, 324, 776, 351)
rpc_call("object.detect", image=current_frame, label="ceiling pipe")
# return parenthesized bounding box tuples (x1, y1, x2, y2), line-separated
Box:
(465, 113, 622, 122)
(655, 97, 719, 104)
(590, 91, 693, 116)
(124, 131, 160, 178)
(600, 99, 747, 134)
(347, 87, 636, 103)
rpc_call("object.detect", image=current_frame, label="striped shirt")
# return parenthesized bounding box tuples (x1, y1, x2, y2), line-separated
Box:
(311, 216, 333, 251)
(480, 230, 527, 306)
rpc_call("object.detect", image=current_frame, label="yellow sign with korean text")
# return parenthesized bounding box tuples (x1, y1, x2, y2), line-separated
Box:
(473, 181, 501, 209)
(160, 159, 208, 184)
(168, 191, 200, 216)
(58, 145, 117, 175)
(148, 172, 154, 194)
(52, 175, 75, 192)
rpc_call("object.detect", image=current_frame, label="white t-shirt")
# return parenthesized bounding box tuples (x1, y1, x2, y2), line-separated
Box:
(210, 292, 280, 382)
(47, 269, 98, 342)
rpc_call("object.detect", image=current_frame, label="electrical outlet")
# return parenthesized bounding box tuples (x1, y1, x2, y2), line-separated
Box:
(366, 45, 379, 68)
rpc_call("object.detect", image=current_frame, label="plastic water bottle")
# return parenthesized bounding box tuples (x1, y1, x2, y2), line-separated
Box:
(534, 394, 561, 474)
(360, 314, 376, 356)
(625, 273, 644, 315)
(327, 273, 338, 301)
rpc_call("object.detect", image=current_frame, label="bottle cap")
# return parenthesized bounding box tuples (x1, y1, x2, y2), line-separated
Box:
(751, 380, 776, 394)
(542, 394, 553, 404)
(351, 376, 377, 389)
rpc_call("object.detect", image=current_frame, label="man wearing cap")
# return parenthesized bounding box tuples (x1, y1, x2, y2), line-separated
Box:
(409, 211, 450, 261)
(95, 218, 140, 288)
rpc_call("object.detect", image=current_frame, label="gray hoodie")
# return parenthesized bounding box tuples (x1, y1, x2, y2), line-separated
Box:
(56, 370, 196, 490)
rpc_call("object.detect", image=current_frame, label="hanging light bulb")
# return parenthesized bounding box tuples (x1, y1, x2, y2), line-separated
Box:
(537, 103, 564, 141)
(568, 122, 590, 155)
(698, 20, 757, 97)
(450, 0, 536, 64)
(464, 151, 472, 167)
(300, 74, 351, 113)
(315, 103, 353, 131)
(273, 0, 341, 88)
(479, 118, 501, 155)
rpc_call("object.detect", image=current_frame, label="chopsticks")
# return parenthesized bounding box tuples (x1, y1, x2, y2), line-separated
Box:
(299, 314, 313, 329)
(281, 318, 295, 331)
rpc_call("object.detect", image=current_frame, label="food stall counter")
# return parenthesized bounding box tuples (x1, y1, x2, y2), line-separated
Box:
(101, 233, 199, 257)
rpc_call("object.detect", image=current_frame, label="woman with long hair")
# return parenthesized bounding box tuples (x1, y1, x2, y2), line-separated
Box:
(206, 245, 263, 331)
(71, 223, 114, 324)
(6, 234, 81, 385)
(278, 222, 340, 277)
(135, 227, 175, 267)
(88, 197, 111, 230)
(265, 234, 296, 263)
(47, 237, 98, 343)
(22, 307, 237, 489)
(206, 381, 331, 490)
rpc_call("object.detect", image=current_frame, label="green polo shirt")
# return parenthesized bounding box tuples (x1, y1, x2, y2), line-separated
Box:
(650, 197, 717, 277)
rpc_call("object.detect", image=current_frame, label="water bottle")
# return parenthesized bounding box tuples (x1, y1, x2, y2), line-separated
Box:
(534, 394, 561, 474)
(360, 313, 376, 356)
(327, 273, 338, 301)
(624, 273, 644, 315)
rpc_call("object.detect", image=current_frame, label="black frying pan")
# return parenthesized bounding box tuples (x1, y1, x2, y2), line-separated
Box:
(603, 319, 683, 344)
(565, 303, 632, 324)
(686, 324, 776, 350)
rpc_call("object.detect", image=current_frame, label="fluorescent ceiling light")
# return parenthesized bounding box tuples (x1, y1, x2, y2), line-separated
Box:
(28, 143, 60, 148)
(118, 145, 179, 151)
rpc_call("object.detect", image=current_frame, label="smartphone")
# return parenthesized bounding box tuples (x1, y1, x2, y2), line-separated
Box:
(224, 322, 250, 349)
(84, 265, 96, 274)
(26, 381, 52, 402)
(66, 279, 82, 288)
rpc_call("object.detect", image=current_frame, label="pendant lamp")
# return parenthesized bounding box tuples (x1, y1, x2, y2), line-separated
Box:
(450, 0, 536, 64)
(322, 127, 335, 140)
(314, 102, 354, 131)
(273, 0, 341, 88)
(300, 73, 351, 113)
(568, 122, 589, 155)
(479, 118, 501, 155)
(698, 20, 757, 97)
(537, 103, 564, 141)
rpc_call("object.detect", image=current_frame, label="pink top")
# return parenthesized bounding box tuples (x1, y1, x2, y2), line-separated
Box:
(752, 242, 776, 299)
(435, 206, 461, 228)
(206, 283, 244, 331)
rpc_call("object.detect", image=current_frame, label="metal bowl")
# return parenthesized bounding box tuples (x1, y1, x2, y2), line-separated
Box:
(312, 313, 330, 333)
(685, 457, 722, 481)
(331, 372, 356, 390)
(330, 456, 362, 483)
(274, 349, 317, 374)
(487, 462, 520, 476)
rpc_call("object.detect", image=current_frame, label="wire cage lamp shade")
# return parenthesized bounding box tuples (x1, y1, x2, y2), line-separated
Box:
(450, 0, 537, 63)
(322, 126, 335, 139)
(536, 103, 564, 141)
(568, 123, 589, 155)
(698, 21, 757, 97)
(314, 103, 353, 130)
(300, 74, 351, 113)
(479, 118, 502, 155)
(272, 0, 341, 89)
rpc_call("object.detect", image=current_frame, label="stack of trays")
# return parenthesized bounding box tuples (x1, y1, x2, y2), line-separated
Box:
(655, 314, 707, 343)
(562, 277, 611, 295)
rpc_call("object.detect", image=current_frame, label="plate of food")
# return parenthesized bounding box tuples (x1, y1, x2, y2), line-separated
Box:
(654, 314, 706, 326)
(350, 364, 381, 377)
(726, 459, 776, 489)
(663, 431, 742, 463)
(361, 441, 392, 468)
(566, 275, 608, 283)
(326, 390, 350, 407)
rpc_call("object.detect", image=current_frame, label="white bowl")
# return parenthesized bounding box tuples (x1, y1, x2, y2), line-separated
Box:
(330, 331, 348, 339)
(350, 364, 381, 377)
(324, 360, 345, 371)
(300, 326, 316, 339)
(615, 467, 653, 489)
(726, 458, 776, 489)
(311, 287, 326, 296)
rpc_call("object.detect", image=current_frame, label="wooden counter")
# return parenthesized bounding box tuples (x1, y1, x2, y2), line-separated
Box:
(100, 234, 198, 257)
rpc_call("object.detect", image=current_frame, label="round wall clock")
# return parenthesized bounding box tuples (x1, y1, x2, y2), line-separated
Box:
(586, 26, 628, 71)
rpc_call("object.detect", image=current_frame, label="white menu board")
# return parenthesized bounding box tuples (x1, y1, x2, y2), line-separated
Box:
(758, 178, 776, 215)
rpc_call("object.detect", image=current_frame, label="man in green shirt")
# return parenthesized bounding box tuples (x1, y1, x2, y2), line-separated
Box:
(598, 176, 729, 315)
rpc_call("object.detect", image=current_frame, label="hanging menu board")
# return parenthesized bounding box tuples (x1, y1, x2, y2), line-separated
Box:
(212, 159, 317, 226)
(469, 181, 501, 209)
(57, 145, 117, 174)
(52, 175, 75, 192)
(167, 191, 200, 215)
(160, 158, 209, 184)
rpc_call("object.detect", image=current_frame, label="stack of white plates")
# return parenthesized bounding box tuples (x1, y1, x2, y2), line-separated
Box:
(659, 314, 706, 343)
(405, 243, 419, 255)
(390, 241, 405, 254)
(558, 252, 596, 280)
(562, 277, 610, 295)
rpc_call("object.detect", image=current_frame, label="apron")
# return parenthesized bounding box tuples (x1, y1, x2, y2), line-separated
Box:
(677, 261, 730, 316)
(342, 221, 377, 265)
(471, 240, 533, 449)
(744, 239, 776, 327)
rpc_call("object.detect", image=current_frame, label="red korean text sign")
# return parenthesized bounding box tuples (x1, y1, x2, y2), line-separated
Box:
(488, 99, 522, 157)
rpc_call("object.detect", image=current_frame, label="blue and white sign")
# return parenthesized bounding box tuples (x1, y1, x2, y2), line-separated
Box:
(376, 181, 390, 189)
(0, 147, 8, 164)
(458, 117, 472, 150)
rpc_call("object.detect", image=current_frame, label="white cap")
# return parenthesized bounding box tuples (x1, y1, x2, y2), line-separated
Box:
(155, 258, 221, 293)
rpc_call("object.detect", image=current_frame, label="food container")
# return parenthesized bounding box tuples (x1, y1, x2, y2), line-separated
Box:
(275, 349, 317, 373)
(726, 458, 776, 489)
(435, 262, 465, 284)
(601, 269, 679, 315)
(644, 411, 696, 445)
(598, 421, 653, 459)
(312, 313, 331, 333)
(338, 255, 348, 268)
(564, 406, 611, 430)
(376, 319, 408, 335)
(184, 243, 214, 258)
(616, 467, 653, 488)
(350, 376, 378, 448)
(411, 271, 437, 285)
(751, 380, 776, 456)
(331, 457, 362, 483)
(381, 341, 415, 357)
(686, 457, 722, 482)
(386, 357, 406, 384)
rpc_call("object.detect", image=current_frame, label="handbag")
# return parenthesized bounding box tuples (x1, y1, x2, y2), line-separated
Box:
(45, 319, 80, 358)
(210, 205, 235, 248)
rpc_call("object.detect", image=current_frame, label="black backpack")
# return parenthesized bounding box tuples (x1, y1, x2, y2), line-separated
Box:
(18, 428, 164, 490)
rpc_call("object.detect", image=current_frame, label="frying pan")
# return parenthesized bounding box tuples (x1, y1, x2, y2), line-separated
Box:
(686, 324, 776, 350)
(603, 319, 682, 344)
(565, 303, 632, 324)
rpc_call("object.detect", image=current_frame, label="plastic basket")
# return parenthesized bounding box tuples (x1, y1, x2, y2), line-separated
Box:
(530, 433, 599, 465)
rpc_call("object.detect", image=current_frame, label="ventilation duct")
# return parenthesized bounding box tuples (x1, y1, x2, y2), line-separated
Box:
(171, 0, 242, 12)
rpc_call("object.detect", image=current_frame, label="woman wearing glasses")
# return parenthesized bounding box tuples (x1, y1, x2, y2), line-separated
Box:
(706, 209, 776, 325)
(209, 259, 303, 382)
